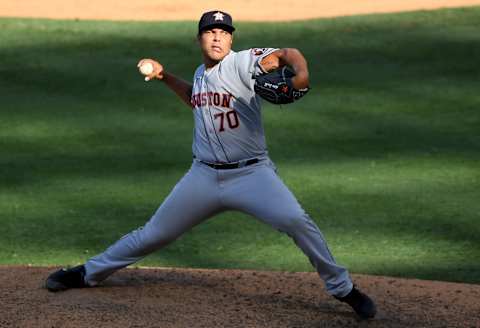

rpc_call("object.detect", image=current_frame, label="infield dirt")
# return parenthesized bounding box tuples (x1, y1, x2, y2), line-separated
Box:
(1, 0, 480, 21)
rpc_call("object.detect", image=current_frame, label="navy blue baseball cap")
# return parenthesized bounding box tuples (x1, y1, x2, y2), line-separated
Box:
(198, 10, 235, 34)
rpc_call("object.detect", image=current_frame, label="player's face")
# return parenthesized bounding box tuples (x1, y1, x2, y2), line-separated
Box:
(198, 28, 233, 65)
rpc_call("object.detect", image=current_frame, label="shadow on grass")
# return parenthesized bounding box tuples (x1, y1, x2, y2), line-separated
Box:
(1, 8, 479, 282)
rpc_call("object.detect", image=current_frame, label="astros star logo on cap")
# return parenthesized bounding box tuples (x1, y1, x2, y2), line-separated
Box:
(213, 12, 224, 21)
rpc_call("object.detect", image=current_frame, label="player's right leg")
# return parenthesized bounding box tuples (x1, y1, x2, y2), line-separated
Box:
(46, 162, 222, 291)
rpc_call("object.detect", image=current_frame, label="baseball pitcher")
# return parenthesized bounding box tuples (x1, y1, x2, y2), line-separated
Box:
(46, 10, 376, 319)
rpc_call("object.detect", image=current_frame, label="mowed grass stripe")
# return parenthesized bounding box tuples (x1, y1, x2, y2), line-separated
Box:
(0, 7, 479, 283)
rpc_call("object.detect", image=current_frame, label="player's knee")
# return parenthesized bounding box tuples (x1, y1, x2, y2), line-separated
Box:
(135, 226, 177, 251)
(276, 213, 308, 233)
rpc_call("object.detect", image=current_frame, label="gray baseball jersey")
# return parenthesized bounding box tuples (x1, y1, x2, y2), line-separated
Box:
(191, 48, 276, 163)
(84, 48, 353, 298)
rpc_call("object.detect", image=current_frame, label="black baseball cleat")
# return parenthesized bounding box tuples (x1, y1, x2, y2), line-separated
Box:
(335, 286, 377, 319)
(45, 265, 88, 292)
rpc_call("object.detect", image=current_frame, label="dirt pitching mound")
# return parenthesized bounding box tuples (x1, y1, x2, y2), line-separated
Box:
(1, 266, 479, 327)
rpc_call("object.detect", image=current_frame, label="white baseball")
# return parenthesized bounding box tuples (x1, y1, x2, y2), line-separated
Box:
(139, 62, 154, 76)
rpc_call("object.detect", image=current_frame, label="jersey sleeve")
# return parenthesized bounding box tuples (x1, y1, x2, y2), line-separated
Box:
(235, 48, 279, 90)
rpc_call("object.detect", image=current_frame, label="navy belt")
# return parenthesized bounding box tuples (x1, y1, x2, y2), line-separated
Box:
(200, 158, 259, 170)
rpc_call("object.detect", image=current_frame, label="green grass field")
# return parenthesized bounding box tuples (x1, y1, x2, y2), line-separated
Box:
(1, 7, 479, 283)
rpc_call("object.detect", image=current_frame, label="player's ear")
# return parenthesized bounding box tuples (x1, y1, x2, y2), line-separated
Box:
(197, 31, 204, 44)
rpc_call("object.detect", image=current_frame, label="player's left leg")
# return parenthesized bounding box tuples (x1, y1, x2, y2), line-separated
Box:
(221, 159, 352, 297)
(221, 159, 376, 318)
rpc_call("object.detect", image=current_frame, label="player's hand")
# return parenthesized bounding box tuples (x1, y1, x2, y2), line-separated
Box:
(137, 58, 164, 81)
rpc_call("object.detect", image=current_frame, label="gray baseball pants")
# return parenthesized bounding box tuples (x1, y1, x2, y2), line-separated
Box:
(84, 158, 353, 297)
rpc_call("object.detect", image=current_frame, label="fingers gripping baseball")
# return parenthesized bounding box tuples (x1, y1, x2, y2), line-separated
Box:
(137, 59, 164, 81)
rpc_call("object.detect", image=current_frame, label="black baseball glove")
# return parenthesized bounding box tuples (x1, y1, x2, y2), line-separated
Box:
(254, 66, 310, 104)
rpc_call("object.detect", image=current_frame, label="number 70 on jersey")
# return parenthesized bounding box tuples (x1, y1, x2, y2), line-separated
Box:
(214, 110, 240, 132)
